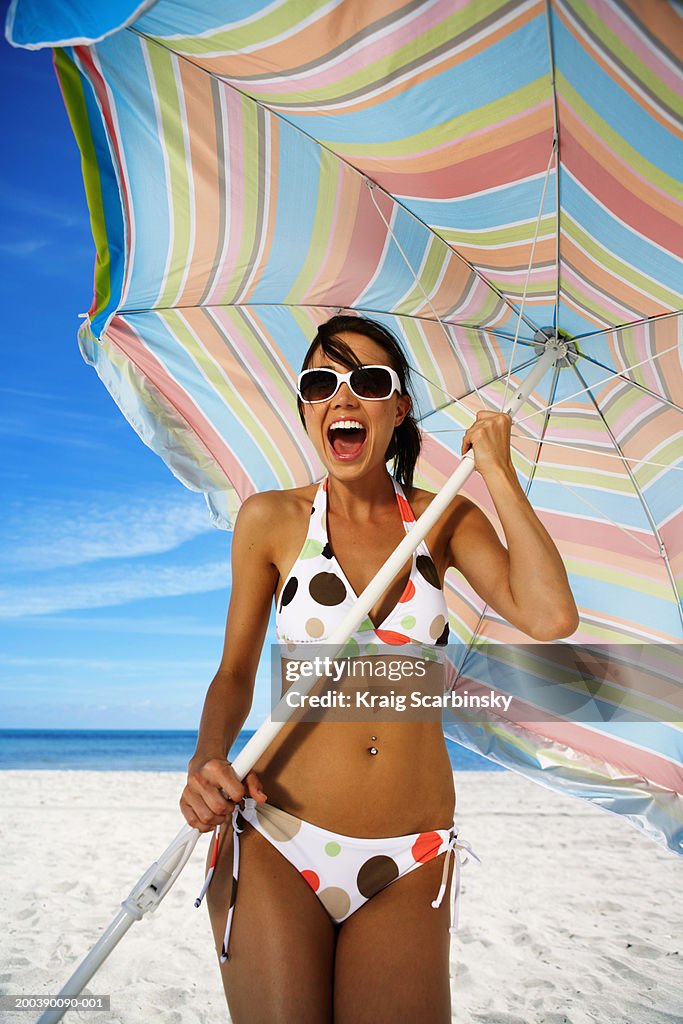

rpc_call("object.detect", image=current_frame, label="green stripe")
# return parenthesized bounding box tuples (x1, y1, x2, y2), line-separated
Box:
(163, 309, 296, 488)
(563, 216, 681, 309)
(286, 150, 340, 302)
(146, 44, 192, 307)
(557, 72, 682, 200)
(331, 79, 549, 158)
(563, 0, 683, 118)
(54, 49, 110, 322)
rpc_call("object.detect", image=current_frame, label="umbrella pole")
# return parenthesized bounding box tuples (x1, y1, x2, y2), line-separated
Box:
(37, 338, 564, 1020)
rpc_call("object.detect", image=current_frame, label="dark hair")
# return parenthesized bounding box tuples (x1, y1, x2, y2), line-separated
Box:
(297, 315, 422, 489)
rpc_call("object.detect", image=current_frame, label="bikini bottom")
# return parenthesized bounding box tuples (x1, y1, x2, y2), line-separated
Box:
(195, 798, 480, 962)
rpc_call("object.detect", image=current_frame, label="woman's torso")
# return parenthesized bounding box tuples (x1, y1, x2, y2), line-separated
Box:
(251, 475, 458, 835)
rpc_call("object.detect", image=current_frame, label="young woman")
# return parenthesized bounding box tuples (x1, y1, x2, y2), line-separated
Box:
(180, 316, 578, 1023)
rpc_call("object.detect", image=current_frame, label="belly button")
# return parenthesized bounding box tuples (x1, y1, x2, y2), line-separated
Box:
(368, 735, 378, 755)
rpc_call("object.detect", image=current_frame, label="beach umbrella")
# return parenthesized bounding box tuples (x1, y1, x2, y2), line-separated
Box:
(7, 0, 683, 1014)
(8, 0, 683, 880)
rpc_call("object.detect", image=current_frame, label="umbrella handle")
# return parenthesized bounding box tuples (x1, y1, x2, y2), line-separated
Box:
(230, 337, 566, 781)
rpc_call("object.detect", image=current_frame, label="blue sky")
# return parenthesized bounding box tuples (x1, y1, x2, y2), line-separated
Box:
(0, 14, 275, 730)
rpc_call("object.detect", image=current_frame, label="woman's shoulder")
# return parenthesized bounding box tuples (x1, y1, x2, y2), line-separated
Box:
(236, 482, 320, 528)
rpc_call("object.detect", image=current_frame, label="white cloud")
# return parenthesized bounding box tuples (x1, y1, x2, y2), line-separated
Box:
(0, 559, 229, 618)
(2, 492, 221, 572)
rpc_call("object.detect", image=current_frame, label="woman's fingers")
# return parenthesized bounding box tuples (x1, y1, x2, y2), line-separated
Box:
(245, 770, 268, 803)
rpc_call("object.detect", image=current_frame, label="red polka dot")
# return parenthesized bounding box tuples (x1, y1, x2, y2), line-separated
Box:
(375, 629, 412, 645)
(301, 869, 320, 891)
(411, 832, 443, 863)
(399, 579, 415, 603)
(396, 494, 415, 523)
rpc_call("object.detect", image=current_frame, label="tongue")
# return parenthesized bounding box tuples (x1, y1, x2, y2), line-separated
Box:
(332, 429, 365, 457)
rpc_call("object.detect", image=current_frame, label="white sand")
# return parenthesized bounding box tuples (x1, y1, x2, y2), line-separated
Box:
(1, 770, 680, 1023)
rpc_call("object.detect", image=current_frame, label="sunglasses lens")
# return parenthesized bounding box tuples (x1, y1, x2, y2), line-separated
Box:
(350, 366, 393, 399)
(299, 369, 338, 402)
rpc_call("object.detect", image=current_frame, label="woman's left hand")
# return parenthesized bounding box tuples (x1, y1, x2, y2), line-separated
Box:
(461, 410, 514, 479)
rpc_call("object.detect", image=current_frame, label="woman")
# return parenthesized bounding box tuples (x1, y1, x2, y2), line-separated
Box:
(180, 315, 578, 1022)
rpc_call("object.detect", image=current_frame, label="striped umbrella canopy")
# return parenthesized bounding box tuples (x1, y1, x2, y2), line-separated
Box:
(8, 0, 683, 851)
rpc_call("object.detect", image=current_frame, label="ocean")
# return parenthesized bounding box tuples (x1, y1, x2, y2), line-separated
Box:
(0, 729, 502, 772)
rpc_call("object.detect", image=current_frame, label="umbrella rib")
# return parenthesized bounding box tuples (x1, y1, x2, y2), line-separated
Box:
(127, 26, 539, 335)
(120, 302, 534, 344)
(576, 351, 683, 416)
(570, 309, 683, 343)
(414, 355, 540, 426)
(513, 341, 682, 428)
(425, 429, 683, 474)
(570, 362, 683, 629)
(502, 139, 557, 409)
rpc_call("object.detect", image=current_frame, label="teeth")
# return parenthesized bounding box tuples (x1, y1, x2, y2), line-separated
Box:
(329, 420, 365, 431)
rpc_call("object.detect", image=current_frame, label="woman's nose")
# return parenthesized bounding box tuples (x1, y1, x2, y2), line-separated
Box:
(332, 382, 358, 406)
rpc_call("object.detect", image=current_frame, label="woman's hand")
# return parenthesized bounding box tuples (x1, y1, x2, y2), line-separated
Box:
(180, 757, 267, 833)
(461, 410, 514, 480)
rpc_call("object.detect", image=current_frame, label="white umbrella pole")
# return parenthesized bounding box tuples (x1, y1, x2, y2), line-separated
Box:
(37, 339, 563, 1022)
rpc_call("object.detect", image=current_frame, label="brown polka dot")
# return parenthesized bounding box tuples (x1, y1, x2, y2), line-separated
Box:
(416, 555, 440, 589)
(309, 571, 347, 606)
(356, 855, 399, 898)
(318, 886, 351, 920)
(255, 803, 302, 842)
(305, 617, 325, 638)
(279, 577, 298, 609)
(429, 614, 446, 641)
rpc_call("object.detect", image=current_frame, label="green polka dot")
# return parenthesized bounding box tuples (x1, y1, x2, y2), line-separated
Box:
(299, 539, 324, 559)
(325, 841, 341, 857)
(339, 637, 360, 658)
(364, 642, 378, 655)
(358, 617, 375, 632)
(400, 615, 416, 629)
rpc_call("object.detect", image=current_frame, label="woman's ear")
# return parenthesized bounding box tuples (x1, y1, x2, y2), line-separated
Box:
(394, 393, 412, 428)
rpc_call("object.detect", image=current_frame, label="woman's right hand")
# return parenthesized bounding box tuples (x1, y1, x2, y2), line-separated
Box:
(179, 757, 267, 832)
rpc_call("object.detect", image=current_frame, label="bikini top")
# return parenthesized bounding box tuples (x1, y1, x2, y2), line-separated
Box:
(276, 474, 450, 662)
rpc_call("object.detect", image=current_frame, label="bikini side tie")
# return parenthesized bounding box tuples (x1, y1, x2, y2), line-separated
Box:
(431, 829, 481, 933)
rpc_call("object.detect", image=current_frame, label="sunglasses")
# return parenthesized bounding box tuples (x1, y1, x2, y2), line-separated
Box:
(297, 365, 402, 403)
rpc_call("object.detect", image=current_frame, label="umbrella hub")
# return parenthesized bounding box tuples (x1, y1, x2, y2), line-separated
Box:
(532, 328, 578, 368)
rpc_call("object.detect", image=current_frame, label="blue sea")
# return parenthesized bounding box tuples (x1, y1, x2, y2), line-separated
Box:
(0, 729, 502, 772)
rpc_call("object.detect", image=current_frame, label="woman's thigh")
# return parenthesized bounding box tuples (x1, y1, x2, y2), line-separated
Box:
(333, 852, 454, 1024)
(205, 820, 337, 1024)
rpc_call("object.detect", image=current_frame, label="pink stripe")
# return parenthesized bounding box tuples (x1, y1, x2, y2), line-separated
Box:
(206, 87, 245, 305)
(108, 317, 256, 499)
(588, 1, 682, 95)
(457, 677, 682, 793)
(239, 0, 469, 97)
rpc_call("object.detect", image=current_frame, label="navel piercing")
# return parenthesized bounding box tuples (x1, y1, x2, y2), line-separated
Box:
(368, 746, 378, 755)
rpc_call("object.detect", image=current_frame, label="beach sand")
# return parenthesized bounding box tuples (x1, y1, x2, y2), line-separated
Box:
(1, 770, 680, 1023)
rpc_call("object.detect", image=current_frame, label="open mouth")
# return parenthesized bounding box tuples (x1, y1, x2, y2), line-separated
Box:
(327, 420, 368, 460)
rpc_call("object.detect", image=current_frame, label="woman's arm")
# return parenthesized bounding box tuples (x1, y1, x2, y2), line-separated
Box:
(447, 411, 579, 641)
(181, 491, 280, 830)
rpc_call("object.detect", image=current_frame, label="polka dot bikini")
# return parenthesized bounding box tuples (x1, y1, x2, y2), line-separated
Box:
(196, 798, 479, 962)
(194, 474, 480, 961)
(276, 473, 451, 659)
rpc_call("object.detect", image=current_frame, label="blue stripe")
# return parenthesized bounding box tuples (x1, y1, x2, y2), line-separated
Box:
(70, 47, 126, 337)
(553, 15, 682, 180)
